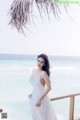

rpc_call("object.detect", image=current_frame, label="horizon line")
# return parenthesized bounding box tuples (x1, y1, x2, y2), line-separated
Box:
(0, 53, 80, 58)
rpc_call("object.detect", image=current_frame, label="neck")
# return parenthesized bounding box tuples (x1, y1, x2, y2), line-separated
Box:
(37, 67, 42, 71)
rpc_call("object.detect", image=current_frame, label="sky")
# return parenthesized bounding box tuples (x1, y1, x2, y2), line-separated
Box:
(0, 1, 80, 56)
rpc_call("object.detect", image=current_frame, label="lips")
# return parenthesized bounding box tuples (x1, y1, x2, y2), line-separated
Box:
(38, 64, 41, 67)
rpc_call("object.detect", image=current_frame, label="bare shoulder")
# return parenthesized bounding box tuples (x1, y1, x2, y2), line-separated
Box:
(41, 70, 48, 77)
(41, 70, 50, 83)
(32, 69, 36, 73)
(30, 69, 36, 77)
(42, 70, 47, 74)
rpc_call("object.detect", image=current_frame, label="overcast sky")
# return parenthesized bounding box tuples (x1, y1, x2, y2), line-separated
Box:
(0, 1, 80, 56)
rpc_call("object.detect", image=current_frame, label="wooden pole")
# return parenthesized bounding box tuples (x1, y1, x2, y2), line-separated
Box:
(69, 96, 75, 120)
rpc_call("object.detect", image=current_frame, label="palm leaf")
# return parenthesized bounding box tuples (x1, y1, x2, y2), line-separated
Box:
(8, 0, 68, 33)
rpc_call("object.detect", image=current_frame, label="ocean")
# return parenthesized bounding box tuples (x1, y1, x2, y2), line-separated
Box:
(0, 55, 80, 120)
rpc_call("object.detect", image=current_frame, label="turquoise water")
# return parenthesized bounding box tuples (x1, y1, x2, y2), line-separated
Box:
(0, 57, 80, 120)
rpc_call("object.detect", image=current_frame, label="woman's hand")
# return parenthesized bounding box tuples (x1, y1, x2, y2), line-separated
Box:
(28, 94, 32, 98)
(35, 99, 41, 107)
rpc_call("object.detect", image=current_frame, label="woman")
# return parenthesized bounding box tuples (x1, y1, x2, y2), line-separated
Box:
(28, 53, 58, 120)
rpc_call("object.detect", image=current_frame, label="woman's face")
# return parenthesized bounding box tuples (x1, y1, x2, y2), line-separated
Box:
(37, 57, 45, 69)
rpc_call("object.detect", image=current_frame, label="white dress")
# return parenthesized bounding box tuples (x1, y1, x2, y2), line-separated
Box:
(29, 72, 58, 120)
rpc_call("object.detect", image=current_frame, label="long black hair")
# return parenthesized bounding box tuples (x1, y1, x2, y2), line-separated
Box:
(37, 54, 50, 77)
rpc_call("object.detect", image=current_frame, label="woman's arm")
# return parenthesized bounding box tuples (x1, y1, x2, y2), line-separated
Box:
(28, 69, 34, 98)
(35, 71, 51, 107)
(39, 71, 51, 101)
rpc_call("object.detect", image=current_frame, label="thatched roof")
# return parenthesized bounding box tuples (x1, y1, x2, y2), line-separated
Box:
(8, 0, 68, 33)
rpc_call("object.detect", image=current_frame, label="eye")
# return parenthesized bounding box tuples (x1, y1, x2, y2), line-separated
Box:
(38, 60, 40, 62)
(38, 59, 44, 63)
